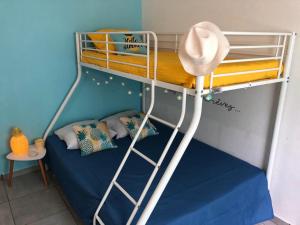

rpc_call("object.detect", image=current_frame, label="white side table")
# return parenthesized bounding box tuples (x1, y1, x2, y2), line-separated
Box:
(6, 145, 48, 187)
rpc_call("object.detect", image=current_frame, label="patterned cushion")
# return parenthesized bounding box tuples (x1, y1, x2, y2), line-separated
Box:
(73, 122, 117, 156)
(110, 33, 147, 55)
(100, 110, 137, 139)
(119, 113, 158, 141)
(88, 29, 128, 52)
(55, 120, 97, 150)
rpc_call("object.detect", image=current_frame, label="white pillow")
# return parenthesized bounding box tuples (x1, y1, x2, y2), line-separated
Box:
(101, 110, 137, 139)
(55, 120, 117, 150)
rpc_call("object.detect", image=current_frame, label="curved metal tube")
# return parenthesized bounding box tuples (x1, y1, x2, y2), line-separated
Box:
(43, 33, 82, 140)
(137, 76, 205, 225)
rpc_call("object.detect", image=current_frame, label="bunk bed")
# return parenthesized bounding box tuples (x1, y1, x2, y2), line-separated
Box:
(43, 28, 296, 225)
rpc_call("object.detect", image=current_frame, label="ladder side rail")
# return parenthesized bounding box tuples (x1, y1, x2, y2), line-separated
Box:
(94, 32, 158, 225)
(93, 80, 156, 225)
(126, 88, 187, 225)
(95, 215, 105, 225)
(137, 76, 205, 225)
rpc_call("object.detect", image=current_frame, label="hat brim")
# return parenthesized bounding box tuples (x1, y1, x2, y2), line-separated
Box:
(178, 22, 230, 76)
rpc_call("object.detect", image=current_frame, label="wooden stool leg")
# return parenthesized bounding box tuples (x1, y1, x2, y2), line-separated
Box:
(7, 160, 14, 187)
(38, 160, 48, 187)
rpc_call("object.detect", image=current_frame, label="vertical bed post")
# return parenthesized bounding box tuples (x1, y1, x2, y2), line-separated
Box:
(43, 32, 83, 140)
(137, 76, 205, 225)
(142, 83, 146, 113)
(266, 33, 296, 188)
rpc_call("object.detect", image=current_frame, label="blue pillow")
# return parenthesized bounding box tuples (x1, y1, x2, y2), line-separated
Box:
(111, 33, 147, 55)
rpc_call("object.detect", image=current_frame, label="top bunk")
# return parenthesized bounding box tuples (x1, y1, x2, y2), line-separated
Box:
(76, 30, 296, 96)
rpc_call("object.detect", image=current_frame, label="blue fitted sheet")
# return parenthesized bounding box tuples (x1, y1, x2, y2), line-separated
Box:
(45, 120, 273, 225)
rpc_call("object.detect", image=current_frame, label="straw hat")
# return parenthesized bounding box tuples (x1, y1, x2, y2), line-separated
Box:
(178, 22, 230, 76)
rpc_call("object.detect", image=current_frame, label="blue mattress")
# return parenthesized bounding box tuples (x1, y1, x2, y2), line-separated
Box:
(45, 120, 273, 225)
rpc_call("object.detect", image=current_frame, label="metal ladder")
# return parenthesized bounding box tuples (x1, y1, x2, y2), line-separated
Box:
(93, 80, 188, 225)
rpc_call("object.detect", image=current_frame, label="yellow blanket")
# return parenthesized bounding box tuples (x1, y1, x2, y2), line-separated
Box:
(81, 51, 281, 89)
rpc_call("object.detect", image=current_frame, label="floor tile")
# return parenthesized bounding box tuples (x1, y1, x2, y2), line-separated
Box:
(10, 187, 66, 225)
(28, 210, 76, 225)
(76, 219, 85, 225)
(272, 217, 290, 225)
(6, 170, 49, 200)
(263, 221, 276, 225)
(54, 184, 84, 225)
(0, 179, 8, 204)
(0, 202, 15, 225)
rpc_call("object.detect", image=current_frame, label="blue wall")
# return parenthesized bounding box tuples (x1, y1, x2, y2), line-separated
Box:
(0, 0, 142, 173)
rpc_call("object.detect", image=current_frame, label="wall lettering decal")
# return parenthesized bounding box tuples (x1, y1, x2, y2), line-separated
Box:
(204, 98, 240, 112)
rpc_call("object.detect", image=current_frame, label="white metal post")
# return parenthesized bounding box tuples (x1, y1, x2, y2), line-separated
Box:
(105, 34, 109, 69)
(175, 34, 178, 53)
(277, 35, 287, 78)
(266, 33, 297, 188)
(142, 83, 146, 113)
(137, 76, 205, 225)
(43, 33, 82, 140)
(275, 36, 282, 57)
(146, 33, 150, 78)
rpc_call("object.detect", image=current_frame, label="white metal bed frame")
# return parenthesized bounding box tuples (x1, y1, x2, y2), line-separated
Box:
(43, 30, 296, 225)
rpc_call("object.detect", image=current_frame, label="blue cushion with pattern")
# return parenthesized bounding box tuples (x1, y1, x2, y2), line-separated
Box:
(120, 113, 158, 141)
(73, 122, 117, 156)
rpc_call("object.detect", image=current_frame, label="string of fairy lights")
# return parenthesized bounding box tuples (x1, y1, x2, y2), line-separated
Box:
(84, 70, 185, 101)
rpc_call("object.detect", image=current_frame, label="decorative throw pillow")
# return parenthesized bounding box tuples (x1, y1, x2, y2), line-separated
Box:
(54, 120, 97, 150)
(110, 33, 147, 54)
(88, 29, 128, 52)
(100, 110, 137, 139)
(73, 122, 117, 156)
(120, 113, 158, 141)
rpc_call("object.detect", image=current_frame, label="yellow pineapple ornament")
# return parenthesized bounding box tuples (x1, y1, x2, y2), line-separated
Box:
(10, 128, 29, 156)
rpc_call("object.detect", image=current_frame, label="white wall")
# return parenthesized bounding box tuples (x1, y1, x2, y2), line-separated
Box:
(142, 0, 300, 224)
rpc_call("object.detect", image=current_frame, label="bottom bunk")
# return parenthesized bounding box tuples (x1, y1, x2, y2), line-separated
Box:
(45, 120, 273, 225)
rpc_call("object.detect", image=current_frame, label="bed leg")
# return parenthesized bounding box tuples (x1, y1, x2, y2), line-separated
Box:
(93, 215, 97, 225)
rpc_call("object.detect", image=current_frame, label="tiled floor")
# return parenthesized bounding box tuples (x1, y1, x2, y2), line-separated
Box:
(0, 170, 77, 225)
(0, 170, 288, 225)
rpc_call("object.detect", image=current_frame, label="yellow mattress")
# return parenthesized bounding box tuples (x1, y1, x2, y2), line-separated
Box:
(81, 51, 281, 89)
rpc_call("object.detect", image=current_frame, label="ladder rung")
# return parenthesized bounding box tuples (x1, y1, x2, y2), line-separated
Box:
(96, 215, 105, 225)
(132, 148, 157, 166)
(149, 115, 177, 129)
(114, 181, 137, 205)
